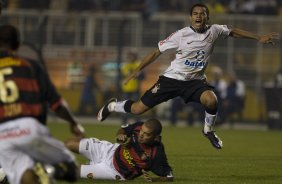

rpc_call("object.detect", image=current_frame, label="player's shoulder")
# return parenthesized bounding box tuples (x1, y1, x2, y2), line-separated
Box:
(171, 26, 194, 38)
(17, 56, 42, 68)
(210, 24, 229, 30)
(177, 26, 192, 35)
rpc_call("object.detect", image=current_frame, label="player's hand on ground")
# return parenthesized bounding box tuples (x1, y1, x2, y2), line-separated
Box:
(259, 32, 279, 45)
(116, 134, 131, 146)
(142, 169, 152, 182)
(70, 123, 85, 138)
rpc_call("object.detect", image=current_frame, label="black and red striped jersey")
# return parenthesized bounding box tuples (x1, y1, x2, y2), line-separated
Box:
(113, 122, 173, 180)
(0, 52, 62, 124)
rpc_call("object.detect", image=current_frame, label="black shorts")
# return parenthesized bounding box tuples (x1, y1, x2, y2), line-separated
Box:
(141, 76, 214, 108)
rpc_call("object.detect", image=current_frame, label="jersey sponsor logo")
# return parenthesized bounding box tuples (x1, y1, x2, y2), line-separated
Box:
(184, 61, 207, 67)
(151, 83, 160, 94)
(0, 128, 31, 140)
(184, 50, 207, 68)
(122, 148, 135, 167)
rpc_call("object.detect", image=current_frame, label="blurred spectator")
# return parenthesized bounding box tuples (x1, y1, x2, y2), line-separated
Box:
(1, 0, 7, 10)
(274, 65, 282, 87)
(49, 0, 68, 11)
(254, 0, 278, 15)
(67, 61, 83, 88)
(120, 51, 144, 124)
(263, 64, 282, 129)
(142, 0, 159, 19)
(168, 0, 182, 12)
(229, 0, 256, 14)
(121, 0, 145, 12)
(278, 0, 282, 16)
(218, 72, 246, 125)
(68, 0, 95, 12)
(120, 0, 158, 19)
(159, 0, 198, 14)
(170, 98, 204, 126)
(209, 66, 227, 121)
(78, 65, 101, 115)
(206, 0, 227, 15)
(209, 66, 227, 102)
(93, 0, 112, 11)
(19, 0, 50, 10)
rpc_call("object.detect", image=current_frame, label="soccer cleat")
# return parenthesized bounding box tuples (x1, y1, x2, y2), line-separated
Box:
(53, 161, 78, 182)
(97, 98, 117, 122)
(202, 130, 223, 149)
(33, 163, 52, 184)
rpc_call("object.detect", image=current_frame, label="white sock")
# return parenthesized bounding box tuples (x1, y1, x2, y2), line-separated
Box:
(108, 101, 116, 112)
(204, 111, 217, 133)
(111, 100, 126, 113)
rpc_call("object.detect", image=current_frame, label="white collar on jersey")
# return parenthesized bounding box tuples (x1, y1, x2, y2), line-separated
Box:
(190, 25, 211, 34)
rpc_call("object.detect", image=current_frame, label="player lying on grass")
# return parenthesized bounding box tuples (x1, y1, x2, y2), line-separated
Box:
(97, 3, 279, 150)
(65, 118, 173, 182)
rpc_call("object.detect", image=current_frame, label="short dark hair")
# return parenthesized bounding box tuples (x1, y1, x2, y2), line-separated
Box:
(0, 25, 20, 50)
(190, 3, 209, 19)
(144, 118, 162, 136)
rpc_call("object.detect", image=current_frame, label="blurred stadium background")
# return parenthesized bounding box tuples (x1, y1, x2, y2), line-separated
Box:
(1, 0, 282, 128)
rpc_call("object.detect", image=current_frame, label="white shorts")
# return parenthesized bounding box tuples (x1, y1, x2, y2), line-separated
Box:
(0, 117, 75, 184)
(79, 138, 125, 181)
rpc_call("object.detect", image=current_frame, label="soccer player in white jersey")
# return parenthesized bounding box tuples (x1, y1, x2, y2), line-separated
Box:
(98, 3, 279, 149)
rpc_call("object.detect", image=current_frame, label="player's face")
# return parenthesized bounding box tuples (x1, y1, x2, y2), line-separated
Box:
(190, 6, 208, 31)
(138, 125, 156, 144)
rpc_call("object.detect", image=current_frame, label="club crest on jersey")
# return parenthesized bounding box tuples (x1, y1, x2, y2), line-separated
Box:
(151, 83, 160, 94)
(87, 173, 94, 179)
(207, 33, 213, 43)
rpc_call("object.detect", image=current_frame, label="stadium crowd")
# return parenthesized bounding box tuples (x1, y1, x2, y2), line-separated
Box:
(1, 0, 282, 16)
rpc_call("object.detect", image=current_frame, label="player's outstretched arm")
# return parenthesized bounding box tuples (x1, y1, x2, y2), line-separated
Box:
(123, 48, 161, 85)
(55, 99, 85, 138)
(230, 28, 279, 44)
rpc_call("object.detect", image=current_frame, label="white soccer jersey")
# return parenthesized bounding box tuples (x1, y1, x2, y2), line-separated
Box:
(158, 24, 231, 81)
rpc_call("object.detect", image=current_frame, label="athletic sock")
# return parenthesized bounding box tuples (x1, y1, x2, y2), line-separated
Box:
(112, 100, 126, 113)
(204, 111, 217, 133)
(108, 101, 117, 112)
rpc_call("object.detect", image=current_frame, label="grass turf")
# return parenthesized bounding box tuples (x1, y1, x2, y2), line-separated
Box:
(48, 122, 282, 184)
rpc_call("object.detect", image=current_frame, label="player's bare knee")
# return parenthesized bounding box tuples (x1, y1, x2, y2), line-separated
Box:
(201, 91, 217, 107)
(21, 169, 40, 184)
(131, 102, 149, 115)
(131, 108, 144, 115)
(64, 139, 80, 153)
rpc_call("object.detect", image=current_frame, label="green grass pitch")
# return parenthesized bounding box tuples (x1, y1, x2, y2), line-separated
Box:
(49, 121, 282, 184)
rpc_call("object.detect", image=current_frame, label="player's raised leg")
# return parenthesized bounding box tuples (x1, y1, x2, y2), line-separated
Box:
(97, 99, 149, 122)
(200, 90, 223, 149)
